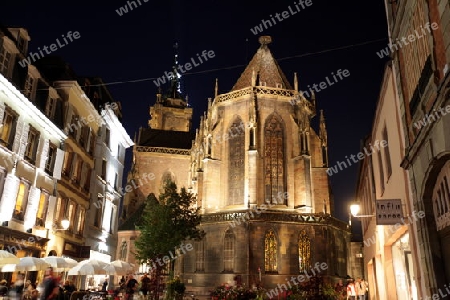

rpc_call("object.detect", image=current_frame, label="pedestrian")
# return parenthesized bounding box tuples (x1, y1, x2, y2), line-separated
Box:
(346, 279, 356, 300)
(40, 267, 60, 300)
(334, 279, 346, 300)
(140, 273, 150, 296)
(14, 274, 25, 299)
(356, 277, 367, 300)
(125, 274, 138, 300)
(0, 279, 8, 296)
(102, 278, 108, 292)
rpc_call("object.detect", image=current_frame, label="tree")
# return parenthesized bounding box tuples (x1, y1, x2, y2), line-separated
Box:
(135, 180, 205, 300)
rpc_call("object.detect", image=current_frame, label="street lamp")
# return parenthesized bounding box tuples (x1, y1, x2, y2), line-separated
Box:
(348, 202, 374, 226)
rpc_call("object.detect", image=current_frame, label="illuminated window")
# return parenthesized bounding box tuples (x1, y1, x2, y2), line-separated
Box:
(69, 114, 79, 139)
(0, 106, 18, 149)
(76, 207, 85, 235)
(196, 239, 205, 272)
(102, 200, 112, 233)
(67, 201, 76, 230)
(264, 229, 277, 272)
(264, 115, 285, 204)
(62, 148, 73, 176)
(298, 230, 311, 272)
(13, 181, 30, 221)
(36, 191, 48, 227)
(228, 117, 244, 205)
(224, 230, 234, 272)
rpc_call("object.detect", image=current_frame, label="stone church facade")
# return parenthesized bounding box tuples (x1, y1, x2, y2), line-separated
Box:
(118, 36, 350, 294)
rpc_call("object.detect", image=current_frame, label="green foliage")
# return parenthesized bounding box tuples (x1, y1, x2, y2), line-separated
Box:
(134, 180, 205, 264)
(166, 276, 186, 295)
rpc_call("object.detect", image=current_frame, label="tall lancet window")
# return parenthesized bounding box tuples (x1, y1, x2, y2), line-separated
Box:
(298, 230, 311, 272)
(265, 229, 277, 272)
(228, 117, 245, 205)
(264, 115, 285, 204)
(224, 230, 234, 272)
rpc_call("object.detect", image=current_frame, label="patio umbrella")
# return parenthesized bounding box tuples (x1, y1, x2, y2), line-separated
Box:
(103, 260, 134, 275)
(43, 256, 78, 270)
(0, 250, 20, 266)
(67, 259, 108, 275)
(1, 257, 50, 272)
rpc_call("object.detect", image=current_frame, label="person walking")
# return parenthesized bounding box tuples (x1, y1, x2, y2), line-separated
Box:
(346, 279, 356, 300)
(356, 277, 367, 300)
(125, 274, 138, 300)
(140, 273, 151, 297)
(334, 279, 346, 300)
(40, 267, 60, 300)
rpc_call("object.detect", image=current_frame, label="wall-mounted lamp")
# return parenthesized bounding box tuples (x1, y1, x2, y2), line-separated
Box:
(349, 203, 374, 218)
(53, 219, 70, 232)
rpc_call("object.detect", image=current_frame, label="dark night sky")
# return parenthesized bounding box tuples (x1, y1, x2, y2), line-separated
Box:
(2, 0, 389, 227)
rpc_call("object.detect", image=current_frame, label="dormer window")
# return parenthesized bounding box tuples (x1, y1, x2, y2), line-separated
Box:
(23, 74, 36, 101)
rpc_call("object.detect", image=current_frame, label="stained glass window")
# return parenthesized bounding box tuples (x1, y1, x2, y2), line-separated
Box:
(298, 230, 311, 272)
(264, 115, 285, 204)
(265, 230, 277, 272)
(228, 117, 245, 205)
(224, 230, 234, 272)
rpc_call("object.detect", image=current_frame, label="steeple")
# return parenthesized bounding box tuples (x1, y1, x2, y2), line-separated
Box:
(319, 109, 329, 167)
(165, 42, 183, 100)
(232, 36, 293, 91)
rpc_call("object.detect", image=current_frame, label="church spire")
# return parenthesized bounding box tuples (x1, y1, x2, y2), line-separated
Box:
(165, 41, 183, 100)
(319, 109, 329, 167)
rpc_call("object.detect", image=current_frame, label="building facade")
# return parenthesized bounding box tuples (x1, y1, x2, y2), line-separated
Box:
(355, 63, 421, 300)
(383, 0, 450, 297)
(0, 25, 66, 282)
(120, 36, 351, 295)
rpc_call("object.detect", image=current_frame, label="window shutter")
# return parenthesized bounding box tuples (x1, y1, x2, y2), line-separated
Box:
(53, 148, 64, 180)
(18, 123, 29, 158)
(0, 102, 5, 125)
(45, 195, 57, 229)
(38, 138, 49, 169)
(0, 174, 20, 222)
(12, 120, 24, 153)
(24, 186, 40, 229)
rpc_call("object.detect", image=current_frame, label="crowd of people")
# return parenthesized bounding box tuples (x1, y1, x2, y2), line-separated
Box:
(0, 267, 78, 300)
(334, 277, 368, 300)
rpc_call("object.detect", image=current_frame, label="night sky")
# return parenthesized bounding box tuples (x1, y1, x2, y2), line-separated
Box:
(2, 0, 389, 228)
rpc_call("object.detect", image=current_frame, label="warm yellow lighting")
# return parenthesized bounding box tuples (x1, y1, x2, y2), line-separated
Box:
(61, 219, 70, 230)
(350, 204, 360, 217)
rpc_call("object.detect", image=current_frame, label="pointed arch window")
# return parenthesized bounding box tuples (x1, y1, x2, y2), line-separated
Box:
(120, 241, 128, 260)
(264, 115, 285, 204)
(224, 230, 234, 272)
(228, 117, 245, 205)
(298, 230, 311, 272)
(196, 238, 205, 272)
(265, 229, 277, 272)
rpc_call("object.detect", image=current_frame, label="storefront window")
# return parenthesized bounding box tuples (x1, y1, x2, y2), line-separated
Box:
(392, 233, 417, 300)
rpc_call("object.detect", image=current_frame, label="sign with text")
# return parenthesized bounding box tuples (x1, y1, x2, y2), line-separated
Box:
(376, 199, 403, 225)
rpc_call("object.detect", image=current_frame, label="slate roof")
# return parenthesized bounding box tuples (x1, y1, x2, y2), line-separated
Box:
(138, 128, 194, 149)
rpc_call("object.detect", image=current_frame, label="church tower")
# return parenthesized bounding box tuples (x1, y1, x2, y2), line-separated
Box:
(119, 36, 350, 295)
